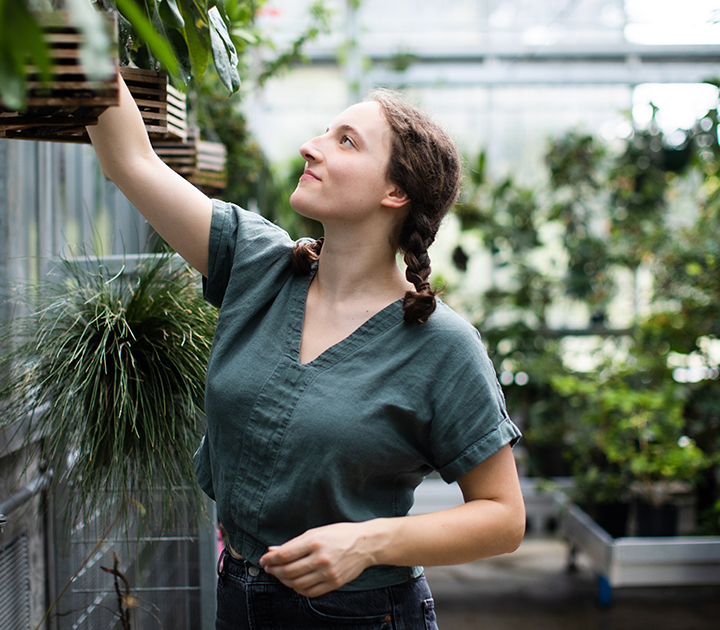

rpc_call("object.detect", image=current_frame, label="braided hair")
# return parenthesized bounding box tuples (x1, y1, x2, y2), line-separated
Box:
(372, 89, 461, 323)
(292, 90, 461, 324)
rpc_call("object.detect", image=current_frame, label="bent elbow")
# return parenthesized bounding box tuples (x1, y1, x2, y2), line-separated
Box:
(503, 503, 527, 554)
(507, 519, 525, 554)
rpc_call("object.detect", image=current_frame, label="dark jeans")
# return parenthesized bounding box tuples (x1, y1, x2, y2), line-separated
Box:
(216, 548, 439, 630)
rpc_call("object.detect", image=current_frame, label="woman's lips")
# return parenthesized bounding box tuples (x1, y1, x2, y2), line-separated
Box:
(300, 169, 321, 181)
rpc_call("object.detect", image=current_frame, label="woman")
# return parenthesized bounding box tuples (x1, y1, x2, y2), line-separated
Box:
(88, 74, 525, 629)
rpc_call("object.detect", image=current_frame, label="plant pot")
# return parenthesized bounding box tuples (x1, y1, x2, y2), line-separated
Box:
(187, 139, 227, 193)
(588, 501, 630, 538)
(154, 130, 227, 194)
(120, 67, 187, 142)
(0, 12, 119, 143)
(636, 500, 678, 537)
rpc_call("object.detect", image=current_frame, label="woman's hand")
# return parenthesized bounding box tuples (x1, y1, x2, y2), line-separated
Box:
(259, 445, 525, 598)
(259, 521, 378, 598)
(87, 73, 212, 276)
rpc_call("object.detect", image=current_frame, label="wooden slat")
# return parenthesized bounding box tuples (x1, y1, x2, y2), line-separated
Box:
(120, 66, 187, 142)
(134, 99, 169, 113)
(153, 131, 226, 191)
(44, 32, 83, 43)
(0, 12, 119, 141)
(121, 85, 166, 100)
(0, 116, 99, 131)
(24, 79, 117, 90)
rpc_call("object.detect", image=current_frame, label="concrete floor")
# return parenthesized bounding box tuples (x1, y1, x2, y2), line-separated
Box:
(424, 535, 720, 630)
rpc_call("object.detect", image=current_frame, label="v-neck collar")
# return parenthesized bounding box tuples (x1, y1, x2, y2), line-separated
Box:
(288, 265, 404, 368)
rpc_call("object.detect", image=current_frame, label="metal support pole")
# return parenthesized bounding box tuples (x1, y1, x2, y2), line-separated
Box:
(0, 470, 53, 535)
(198, 495, 218, 630)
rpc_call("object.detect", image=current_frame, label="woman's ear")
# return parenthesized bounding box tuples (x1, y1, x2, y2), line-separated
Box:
(381, 186, 410, 209)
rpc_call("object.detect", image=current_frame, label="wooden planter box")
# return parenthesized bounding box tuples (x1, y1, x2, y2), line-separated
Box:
(0, 15, 188, 145)
(0, 12, 119, 142)
(154, 131, 227, 194)
(188, 140, 227, 193)
(120, 67, 188, 143)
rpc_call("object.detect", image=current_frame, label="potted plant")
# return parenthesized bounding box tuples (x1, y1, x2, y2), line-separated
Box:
(0, 253, 217, 527)
(556, 369, 712, 537)
(0, 0, 240, 140)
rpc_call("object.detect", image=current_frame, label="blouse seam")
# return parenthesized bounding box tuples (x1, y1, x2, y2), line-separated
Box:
(253, 365, 325, 532)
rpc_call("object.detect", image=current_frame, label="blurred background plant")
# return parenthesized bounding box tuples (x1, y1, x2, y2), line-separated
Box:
(445, 81, 720, 534)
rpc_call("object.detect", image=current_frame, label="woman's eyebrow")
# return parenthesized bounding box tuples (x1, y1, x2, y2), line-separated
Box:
(334, 123, 366, 146)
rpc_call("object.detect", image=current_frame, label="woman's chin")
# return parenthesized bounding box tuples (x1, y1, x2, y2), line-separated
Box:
(289, 193, 318, 221)
(289, 190, 304, 214)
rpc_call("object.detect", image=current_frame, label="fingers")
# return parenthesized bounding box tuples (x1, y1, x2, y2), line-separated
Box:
(258, 522, 373, 597)
(260, 543, 348, 597)
(271, 566, 346, 598)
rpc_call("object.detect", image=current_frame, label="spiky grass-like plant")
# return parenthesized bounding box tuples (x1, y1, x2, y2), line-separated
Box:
(0, 254, 217, 527)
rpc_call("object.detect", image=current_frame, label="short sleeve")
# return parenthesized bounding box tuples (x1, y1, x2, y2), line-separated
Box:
(203, 200, 295, 308)
(426, 310, 521, 483)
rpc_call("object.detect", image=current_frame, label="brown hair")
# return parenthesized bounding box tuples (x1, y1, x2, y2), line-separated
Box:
(292, 89, 462, 324)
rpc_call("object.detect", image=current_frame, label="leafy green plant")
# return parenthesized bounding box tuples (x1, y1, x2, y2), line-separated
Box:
(447, 91, 720, 512)
(101, 0, 241, 91)
(0, 254, 217, 526)
(554, 370, 711, 507)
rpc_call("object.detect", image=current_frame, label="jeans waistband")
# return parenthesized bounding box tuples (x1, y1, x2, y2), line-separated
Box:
(217, 547, 277, 584)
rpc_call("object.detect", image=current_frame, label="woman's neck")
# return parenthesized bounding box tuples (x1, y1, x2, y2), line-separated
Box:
(312, 229, 411, 305)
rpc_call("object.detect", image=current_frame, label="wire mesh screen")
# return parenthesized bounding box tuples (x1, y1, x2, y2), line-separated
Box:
(53, 490, 213, 630)
(0, 532, 31, 630)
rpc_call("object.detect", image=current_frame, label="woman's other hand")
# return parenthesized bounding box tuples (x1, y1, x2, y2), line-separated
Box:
(259, 521, 377, 597)
(259, 445, 525, 598)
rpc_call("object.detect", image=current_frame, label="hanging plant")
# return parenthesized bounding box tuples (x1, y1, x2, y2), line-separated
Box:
(104, 0, 241, 92)
(0, 254, 218, 526)
(0, 0, 241, 112)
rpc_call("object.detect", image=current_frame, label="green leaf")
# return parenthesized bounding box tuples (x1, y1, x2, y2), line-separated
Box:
(0, 2, 52, 110)
(208, 6, 240, 92)
(66, 0, 115, 80)
(152, 10, 193, 83)
(158, 0, 185, 29)
(16, 7, 52, 80)
(0, 54, 25, 111)
(178, 0, 209, 80)
(116, 0, 179, 75)
(232, 27, 260, 45)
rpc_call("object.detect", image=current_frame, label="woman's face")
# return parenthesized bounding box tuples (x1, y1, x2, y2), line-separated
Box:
(289, 101, 399, 224)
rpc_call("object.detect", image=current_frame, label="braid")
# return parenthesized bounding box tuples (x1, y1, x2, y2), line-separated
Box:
(291, 237, 324, 275)
(365, 88, 461, 325)
(401, 217, 437, 324)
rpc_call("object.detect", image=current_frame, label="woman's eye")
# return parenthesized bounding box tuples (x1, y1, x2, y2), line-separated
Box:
(341, 135, 354, 147)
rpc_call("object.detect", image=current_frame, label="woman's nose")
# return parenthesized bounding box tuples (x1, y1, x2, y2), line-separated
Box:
(299, 135, 322, 162)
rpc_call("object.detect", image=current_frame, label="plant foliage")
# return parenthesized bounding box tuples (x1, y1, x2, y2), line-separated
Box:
(101, 0, 241, 91)
(449, 88, 720, 529)
(0, 254, 218, 526)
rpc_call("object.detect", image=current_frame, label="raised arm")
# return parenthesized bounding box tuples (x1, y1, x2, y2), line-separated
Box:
(87, 73, 213, 276)
(259, 445, 526, 597)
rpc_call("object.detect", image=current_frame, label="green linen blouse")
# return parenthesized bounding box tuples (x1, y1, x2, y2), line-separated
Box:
(194, 200, 521, 590)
